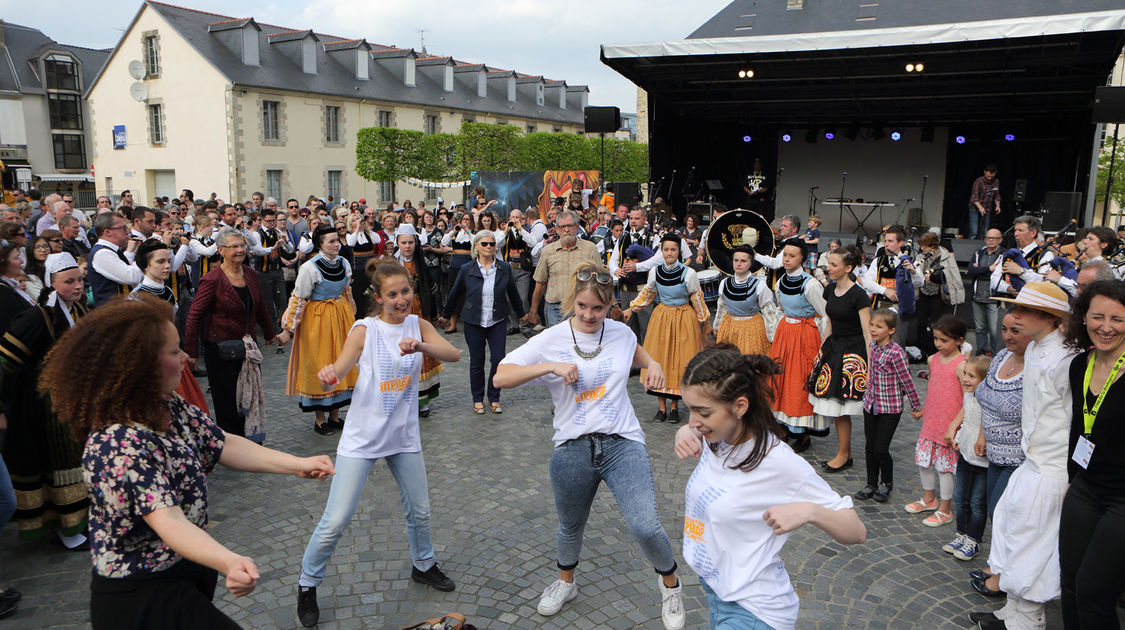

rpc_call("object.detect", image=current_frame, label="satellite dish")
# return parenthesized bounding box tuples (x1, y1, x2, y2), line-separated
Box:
(129, 82, 148, 102)
(128, 60, 146, 80)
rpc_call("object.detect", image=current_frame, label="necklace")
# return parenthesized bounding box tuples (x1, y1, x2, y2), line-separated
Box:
(570, 321, 606, 360)
(1002, 356, 1023, 378)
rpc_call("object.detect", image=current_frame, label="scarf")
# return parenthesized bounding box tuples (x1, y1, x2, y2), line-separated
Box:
(235, 335, 266, 443)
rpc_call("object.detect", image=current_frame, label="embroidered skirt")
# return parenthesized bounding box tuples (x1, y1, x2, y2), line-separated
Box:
(808, 333, 868, 417)
(642, 303, 704, 398)
(287, 296, 357, 411)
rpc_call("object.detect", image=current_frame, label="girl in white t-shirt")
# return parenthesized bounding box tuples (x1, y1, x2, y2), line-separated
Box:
(494, 261, 688, 630)
(294, 260, 462, 628)
(674, 345, 866, 630)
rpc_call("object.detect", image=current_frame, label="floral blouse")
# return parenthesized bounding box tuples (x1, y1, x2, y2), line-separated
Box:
(83, 394, 225, 578)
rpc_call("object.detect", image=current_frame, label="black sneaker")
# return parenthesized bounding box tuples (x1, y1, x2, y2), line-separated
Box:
(873, 483, 892, 503)
(854, 485, 876, 500)
(652, 409, 667, 423)
(412, 564, 455, 592)
(792, 434, 812, 453)
(328, 418, 345, 431)
(313, 422, 336, 436)
(297, 586, 319, 627)
(667, 408, 681, 424)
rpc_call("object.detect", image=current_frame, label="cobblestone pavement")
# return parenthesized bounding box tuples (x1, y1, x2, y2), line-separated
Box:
(0, 329, 1104, 629)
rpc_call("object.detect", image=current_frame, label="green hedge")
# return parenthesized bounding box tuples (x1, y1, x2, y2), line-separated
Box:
(355, 122, 649, 184)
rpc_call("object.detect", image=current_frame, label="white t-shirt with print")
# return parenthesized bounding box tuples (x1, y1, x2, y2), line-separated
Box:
(499, 318, 645, 446)
(683, 436, 853, 630)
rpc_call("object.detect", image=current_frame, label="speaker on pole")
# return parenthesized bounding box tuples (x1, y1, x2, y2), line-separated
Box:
(584, 106, 621, 134)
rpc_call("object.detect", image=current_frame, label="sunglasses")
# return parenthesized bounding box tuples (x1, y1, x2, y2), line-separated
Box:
(478, 241, 496, 247)
(576, 269, 612, 285)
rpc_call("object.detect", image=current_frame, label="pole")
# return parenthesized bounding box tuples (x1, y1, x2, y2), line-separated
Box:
(1103, 122, 1120, 224)
(600, 132, 606, 195)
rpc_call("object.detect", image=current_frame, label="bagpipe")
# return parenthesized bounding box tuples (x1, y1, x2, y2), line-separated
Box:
(1001, 248, 1077, 294)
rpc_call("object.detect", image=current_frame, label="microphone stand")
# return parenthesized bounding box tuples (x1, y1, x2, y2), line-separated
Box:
(838, 171, 847, 241)
(808, 186, 819, 216)
(919, 175, 928, 228)
(667, 169, 678, 204)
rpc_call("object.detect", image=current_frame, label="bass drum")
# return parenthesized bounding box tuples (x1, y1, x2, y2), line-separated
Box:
(704, 209, 775, 276)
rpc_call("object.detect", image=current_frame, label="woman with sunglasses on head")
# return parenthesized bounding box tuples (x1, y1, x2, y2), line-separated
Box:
(623, 233, 711, 424)
(439, 231, 526, 414)
(494, 262, 687, 630)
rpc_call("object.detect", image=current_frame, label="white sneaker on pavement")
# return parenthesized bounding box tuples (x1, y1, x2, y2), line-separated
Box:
(536, 578, 577, 616)
(659, 579, 686, 630)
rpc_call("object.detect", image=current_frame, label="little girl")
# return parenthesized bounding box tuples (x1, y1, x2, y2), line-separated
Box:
(904, 314, 967, 527)
(941, 355, 991, 560)
(674, 345, 865, 630)
(294, 261, 462, 628)
(855, 309, 923, 504)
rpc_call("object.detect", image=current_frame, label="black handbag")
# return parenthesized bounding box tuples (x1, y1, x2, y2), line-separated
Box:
(215, 338, 245, 361)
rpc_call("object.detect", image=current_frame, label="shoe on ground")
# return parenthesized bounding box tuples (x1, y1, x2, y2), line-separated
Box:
(968, 611, 998, 624)
(923, 510, 953, 527)
(327, 418, 345, 431)
(820, 458, 853, 473)
(411, 564, 455, 592)
(954, 537, 980, 561)
(652, 409, 667, 423)
(667, 408, 681, 424)
(297, 586, 319, 628)
(943, 532, 967, 554)
(313, 422, 336, 436)
(970, 576, 1005, 597)
(854, 485, 876, 500)
(792, 434, 812, 453)
(969, 569, 990, 581)
(978, 618, 1007, 630)
(0, 587, 20, 605)
(904, 498, 938, 513)
(872, 483, 892, 503)
(658, 579, 686, 630)
(419, 405, 431, 418)
(537, 579, 578, 616)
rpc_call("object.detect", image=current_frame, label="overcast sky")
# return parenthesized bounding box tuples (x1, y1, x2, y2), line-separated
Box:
(1, 0, 731, 112)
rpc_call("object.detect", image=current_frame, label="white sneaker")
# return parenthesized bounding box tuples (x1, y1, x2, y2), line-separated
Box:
(658, 579, 686, 630)
(537, 579, 577, 616)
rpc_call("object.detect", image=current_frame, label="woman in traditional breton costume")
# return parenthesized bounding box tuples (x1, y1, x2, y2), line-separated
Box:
(768, 238, 828, 452)
(390, 224, 443, 416)
(713, 245, 773, 356)
(624, 233, 710, 424)
(283, 226, 357, 435)
(0, 253, 88, 547)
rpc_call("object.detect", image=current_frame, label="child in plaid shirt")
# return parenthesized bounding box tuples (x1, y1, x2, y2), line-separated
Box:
(855, 310, 922, 503)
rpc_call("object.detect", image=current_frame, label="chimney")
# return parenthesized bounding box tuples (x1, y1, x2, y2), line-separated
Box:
(324, 39, 371, 81)
(268, 30, 319, 75)
(208, 18, 261, 67)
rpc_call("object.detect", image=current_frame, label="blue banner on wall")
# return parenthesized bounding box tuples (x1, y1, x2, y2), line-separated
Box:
(113, 125, 126, 150)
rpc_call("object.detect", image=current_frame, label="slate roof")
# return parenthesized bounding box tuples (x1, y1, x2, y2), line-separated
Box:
(0, 21, 109, 95)
(104, 1, 584, 125)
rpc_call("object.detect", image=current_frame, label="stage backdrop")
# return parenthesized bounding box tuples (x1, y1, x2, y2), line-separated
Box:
(775, 127, 949, 236)
(470, 170, 600, 218)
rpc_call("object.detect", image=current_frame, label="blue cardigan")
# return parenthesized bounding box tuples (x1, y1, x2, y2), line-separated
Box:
(442, 258, 527, 325)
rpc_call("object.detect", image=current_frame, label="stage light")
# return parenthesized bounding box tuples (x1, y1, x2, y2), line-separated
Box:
(781, 133, 792, 143)
(824, 129, 835, 140)
(905, 62, 924, 73)
(746, 69, 754, 78)
(915, 63, 924, 72)
(738, 70, 746, 78)
(890, 129, 902, 141)
(905, 63, 915, 72)
(742, 135, 752, 143)
(737, 69, 754, 79)
(1004, 133, 1015, 142)
(955, 135, 966, 144)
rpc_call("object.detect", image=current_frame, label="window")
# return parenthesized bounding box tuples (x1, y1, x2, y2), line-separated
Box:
(325, 106, 340, 143)
(424, 184, 438, 201)
(495, 119, 507, 126)
(526, 125, 536, 134)
(379, 181, 394, 204)
(52, 134, 85, 169)
(49, 94, 82, 130)
(378, 110, 392, 127)
(424, 114, 438, 135)
(327, 170, 342, 199)
(148, 103, 164, 144)
(144, 35, 160, 76)
(44, 57, 78, 91)
(266, 170, 283, 200)
(553, 126, 562, 133)
(263, 100, 280, 141)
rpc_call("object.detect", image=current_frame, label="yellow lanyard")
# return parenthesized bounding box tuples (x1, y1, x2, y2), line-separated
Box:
(1082, 351, 1125, 436)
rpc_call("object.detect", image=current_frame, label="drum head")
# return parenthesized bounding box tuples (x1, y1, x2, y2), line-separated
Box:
(704, 210, 775, 275)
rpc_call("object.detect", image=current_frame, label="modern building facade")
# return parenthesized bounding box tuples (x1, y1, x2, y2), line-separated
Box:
(86, 1, 589, 207)
(0, 20, 109, 207)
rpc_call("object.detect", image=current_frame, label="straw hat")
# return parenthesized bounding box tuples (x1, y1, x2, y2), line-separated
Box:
(993, 281, 1070, 320)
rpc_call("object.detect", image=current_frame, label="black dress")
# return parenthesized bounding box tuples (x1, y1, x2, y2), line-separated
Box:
(809, 282, 869, 410)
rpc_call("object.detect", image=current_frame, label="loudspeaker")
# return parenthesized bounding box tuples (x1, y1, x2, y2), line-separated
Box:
(584, 106, 621, 134)
(1041, 191, 1083, 231)
(1093, 86, 1125, 123)
(1013, 179, 1028, 203)
(610, 182, 640, 207)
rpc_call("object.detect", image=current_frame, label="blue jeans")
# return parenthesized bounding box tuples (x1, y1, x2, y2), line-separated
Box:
(986, 462, 1019, 518)
(549, 434, 676, 574)
(300, 452, 435, 587)
(545, 302, 563, 328)
(463, 321, 506, 403)
(972, 301, 1000, 355)
(954, 454, 989, 541)
(701, 580, 773, 629)
(967, 208, 991, 239)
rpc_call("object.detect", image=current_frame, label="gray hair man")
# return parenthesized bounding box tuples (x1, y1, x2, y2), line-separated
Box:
(527, 210, 600, 328)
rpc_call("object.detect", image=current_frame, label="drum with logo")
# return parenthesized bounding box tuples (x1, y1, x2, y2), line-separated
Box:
(704, 209, 775, 276)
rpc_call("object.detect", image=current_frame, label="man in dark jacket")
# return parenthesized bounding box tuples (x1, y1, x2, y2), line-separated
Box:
(967, 227, 1004, 354)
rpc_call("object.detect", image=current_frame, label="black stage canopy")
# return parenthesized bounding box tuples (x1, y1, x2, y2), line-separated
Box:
(602, 2, 1125, 233)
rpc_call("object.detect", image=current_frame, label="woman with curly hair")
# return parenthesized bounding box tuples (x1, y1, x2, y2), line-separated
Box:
(40, 296, 334, 629)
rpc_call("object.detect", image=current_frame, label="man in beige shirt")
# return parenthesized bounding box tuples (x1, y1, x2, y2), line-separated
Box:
(527, 210, 599, 327)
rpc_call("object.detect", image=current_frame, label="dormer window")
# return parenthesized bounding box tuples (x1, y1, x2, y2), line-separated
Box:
(45, 55, 78, 91)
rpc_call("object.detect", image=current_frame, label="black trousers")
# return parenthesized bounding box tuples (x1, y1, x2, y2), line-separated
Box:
(256, 268, 286, 327)
(464, 321, 506, 403)
(202, 343, 245, 436)
(1059, 473, 1125, 630)
(90, 561, 241, 630)
(914, 293, 946, 355)
(863, 410, 902, 487)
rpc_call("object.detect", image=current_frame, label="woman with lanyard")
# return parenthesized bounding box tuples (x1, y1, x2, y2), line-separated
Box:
(494, 262, 687, 630)
(1059, 280, 1125, 629)
(390, 224, 443, 416)
(419, 209, 444, 304)
(712, 244, 773, 356)
(439, 212, 475, 334)
(0, 252, 88, 548)
(623, 233, 710, 425)
(768, 238, 828, 453)
(282, 225, 357, 436)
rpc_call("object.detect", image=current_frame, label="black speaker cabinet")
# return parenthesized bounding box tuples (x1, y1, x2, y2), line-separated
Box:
(584, 106, 621, 134)
(1041, 191, 1083, 232)
(1013, 179, 1028, 203)
(1093, 86, 1125, 123)
(610, 182, 640, 207)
